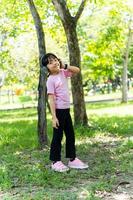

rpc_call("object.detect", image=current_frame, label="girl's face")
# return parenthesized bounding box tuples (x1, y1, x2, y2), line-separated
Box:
(47, 57, 60, 74)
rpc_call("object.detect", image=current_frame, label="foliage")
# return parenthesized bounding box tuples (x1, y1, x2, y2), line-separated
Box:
(0, 0, 133, 90)
(78, 0, 133, 85)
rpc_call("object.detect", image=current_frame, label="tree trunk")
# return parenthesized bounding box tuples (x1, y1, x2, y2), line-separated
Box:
(27, 0, 48, 148)
(122, 27, 133, 103)
(52, 0, 88, 125)
(65, 23, 88, 125)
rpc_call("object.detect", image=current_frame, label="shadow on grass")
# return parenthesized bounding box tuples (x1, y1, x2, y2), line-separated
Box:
(73, 115, 133, 141)
(0, 120, 53, 155)
(1, 135, 132, 199)
(0, 108, 133, 199)
(89, 115, 133, 136)
(0, 120, 38, 153)
(0, 137, 116, 186)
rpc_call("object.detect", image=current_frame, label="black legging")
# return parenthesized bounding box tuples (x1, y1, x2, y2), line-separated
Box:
(50, 109, 76, 161)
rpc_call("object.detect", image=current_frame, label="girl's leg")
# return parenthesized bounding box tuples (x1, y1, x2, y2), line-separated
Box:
(50, 127, 63, 161)
(64, 109, 76, 159)
(50, 109, 65, 161)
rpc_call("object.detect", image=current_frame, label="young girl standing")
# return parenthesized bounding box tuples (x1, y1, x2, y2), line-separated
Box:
(42, 53, 88, 172)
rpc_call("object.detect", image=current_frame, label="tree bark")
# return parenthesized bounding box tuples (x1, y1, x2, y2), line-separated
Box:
(27, 0, 48, 148)
(52, 0, 88, 125)
(122, 27, 133, 103)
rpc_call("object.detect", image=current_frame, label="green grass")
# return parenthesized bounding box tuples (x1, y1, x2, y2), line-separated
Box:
(0, 103, 133, 199)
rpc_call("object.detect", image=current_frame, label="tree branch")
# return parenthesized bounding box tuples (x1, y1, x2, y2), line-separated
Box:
(74, 0, 88, 23)
(52, 0, 71, 24)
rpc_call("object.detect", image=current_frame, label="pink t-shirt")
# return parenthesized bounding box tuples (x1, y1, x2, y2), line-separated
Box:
(46, 69, 72, 109)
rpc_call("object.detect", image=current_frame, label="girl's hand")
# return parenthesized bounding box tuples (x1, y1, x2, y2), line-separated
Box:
(58, 59, 64, 69)
(52, 117, 59, 129)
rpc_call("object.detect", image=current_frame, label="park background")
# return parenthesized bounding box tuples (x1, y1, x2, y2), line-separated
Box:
(0, 0, 133, 199)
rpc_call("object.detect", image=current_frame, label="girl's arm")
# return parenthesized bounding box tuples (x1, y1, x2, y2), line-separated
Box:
(48, 94, 59, 129)
(64, 64, 80, 74)
(59, 59, 80, 74)
(67, 65, 80, 74)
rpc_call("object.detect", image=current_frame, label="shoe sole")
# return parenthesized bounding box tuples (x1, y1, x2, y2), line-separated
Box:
(68, 165, 89, 169)
(52, 168, 70, 172)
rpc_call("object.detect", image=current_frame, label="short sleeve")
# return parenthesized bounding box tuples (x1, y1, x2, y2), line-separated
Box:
(46, 78, 55, 95)
(63, 69, 72, 78)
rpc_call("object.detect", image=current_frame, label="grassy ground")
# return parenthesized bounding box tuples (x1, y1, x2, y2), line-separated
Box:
(0, 102, 133, 200)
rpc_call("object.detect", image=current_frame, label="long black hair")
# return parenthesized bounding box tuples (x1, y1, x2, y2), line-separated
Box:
(41, 53, 63, 69)
(41, 53, 58, 67)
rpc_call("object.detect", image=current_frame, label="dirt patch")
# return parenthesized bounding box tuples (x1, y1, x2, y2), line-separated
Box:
(95, 176, 133, 200)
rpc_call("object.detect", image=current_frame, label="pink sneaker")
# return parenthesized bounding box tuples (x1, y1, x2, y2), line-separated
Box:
(51, 161, 69, 172)
(68, 158, 88, 169)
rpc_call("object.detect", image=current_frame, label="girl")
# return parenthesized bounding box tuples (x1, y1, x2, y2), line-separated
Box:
(42, 53, 88, 172)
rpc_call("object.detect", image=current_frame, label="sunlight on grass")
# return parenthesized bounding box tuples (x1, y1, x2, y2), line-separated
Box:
(0, 103, 133, 199)
(86, 102, 133, 116)
(1, 116, 37, 123)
